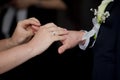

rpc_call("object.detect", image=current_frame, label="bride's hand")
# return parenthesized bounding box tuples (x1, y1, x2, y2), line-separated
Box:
(27, 23, 68, 54)
(11, 18, 40, 46)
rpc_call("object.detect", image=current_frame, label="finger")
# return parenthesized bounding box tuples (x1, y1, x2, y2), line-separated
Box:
(53, 36, 66, 41)
(47, 27, 68, 34)
(27, 18, 41, 26)
(29, 17, 41, 25)
(31, 25, 40, 32)
(25, 27, 34, 42)
(42, 23, 58, 29)
(58, 44, 68, 54)
(20, 19, 40, 28)
(55, 29, 68, 36)
(26, 27, 34, 35)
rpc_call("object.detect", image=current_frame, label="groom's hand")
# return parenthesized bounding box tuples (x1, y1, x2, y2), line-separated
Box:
(58, 30, 85, 54)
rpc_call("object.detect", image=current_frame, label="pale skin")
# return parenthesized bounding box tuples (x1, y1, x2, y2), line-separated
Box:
(0, 17, 40, 51)
(58, 30, 86, 54)
(11, 0, 67, 10)
(0, 19, 68, 74)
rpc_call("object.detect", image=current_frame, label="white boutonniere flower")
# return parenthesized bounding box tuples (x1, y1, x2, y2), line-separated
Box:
(79, 0, 114, 50)
(90, 0, 114, 39)
(91, 0, 113, 24)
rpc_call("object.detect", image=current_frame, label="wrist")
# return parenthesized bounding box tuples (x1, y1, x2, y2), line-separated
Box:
(78, 30, 86, 44)
(4, 38, 18, 49)
(9, 38, 18, 46)
(25, 40, 43, 56)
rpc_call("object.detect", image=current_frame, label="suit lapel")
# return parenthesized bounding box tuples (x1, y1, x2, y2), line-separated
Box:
(105, 1, 114, 12)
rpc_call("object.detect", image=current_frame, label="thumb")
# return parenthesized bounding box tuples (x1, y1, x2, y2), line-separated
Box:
(23, 27, 34, 43)
(26, 26, 34, 38)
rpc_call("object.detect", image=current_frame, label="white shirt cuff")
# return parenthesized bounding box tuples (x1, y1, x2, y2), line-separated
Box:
(79, 35, 90, 50)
